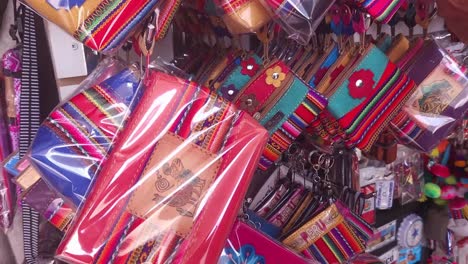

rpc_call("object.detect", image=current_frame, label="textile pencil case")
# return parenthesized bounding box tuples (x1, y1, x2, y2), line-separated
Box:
(30, 67, 143, 206)
(325, 44, 417, 152)
(353, 0, 404, 23)
(56, 71, 269, 264)
(21, 0, 179, 52)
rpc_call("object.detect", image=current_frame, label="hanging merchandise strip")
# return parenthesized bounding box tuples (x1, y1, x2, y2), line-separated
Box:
(20, 8, 41, 264)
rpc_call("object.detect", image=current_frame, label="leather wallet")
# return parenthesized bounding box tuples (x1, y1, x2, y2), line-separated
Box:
(56, 71, 269, 264)
(30, 68, 143, 206)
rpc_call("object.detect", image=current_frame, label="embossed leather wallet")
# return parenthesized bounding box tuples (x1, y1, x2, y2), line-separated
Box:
(56, 71, 269, 264)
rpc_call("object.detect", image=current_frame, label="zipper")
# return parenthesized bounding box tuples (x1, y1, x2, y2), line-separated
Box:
(303, 42, 337, 83)
(325, 43, 373, 98)
(254, 73, 294, 121)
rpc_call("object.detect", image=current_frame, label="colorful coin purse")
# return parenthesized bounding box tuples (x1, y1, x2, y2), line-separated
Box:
(21, 0, 179, 52)
(30, 68, 143, 206)
(233, 60, 328, 170)
(390, 40, 468, 152)
(219, 220, 310, 264)
(56, 71, 269, 264)
(325, 44, 417, 152)
(353, 0, 404, 23)
(282, 203, 367, 263)
(216, 0, 272, 34)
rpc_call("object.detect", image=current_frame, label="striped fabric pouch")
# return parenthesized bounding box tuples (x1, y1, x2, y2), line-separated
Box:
(353, 0, 404, 23)
(325, 44, 417, 152)
(55, 71, 268, 264)
(282, 203, 367, 263)
(20, 0, 180, 52)
(29, 67, 143, 207)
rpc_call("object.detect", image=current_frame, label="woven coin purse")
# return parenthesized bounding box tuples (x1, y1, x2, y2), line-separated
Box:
(233, 60, 328, 170)
(21, 0, 180, 52)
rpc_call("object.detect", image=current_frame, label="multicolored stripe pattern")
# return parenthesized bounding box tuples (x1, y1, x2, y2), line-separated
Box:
(302, 222, 366, 263)
(30, 69, 142, 206)
(259, 87, 327, 170)
(327, 45, 416, 152)
(74, 0, 161, 52)
(355, 0, 404, 23)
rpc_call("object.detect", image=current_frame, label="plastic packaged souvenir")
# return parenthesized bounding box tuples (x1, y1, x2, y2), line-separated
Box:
(2, 48, 21, 151)
(55, 71, 269, 264)
(15, 59, 129, 232)
(20, 0, 181, 52)
(214, 0, 272, 34)
(261, 0, 335, 45)
(390, 39, 468, 152)
(29, 64, 143, 207)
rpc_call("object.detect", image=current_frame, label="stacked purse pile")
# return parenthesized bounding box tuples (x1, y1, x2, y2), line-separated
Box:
(1, 0, 468, 263)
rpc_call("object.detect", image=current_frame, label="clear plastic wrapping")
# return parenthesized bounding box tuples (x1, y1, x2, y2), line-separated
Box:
(29, 64, 143, 208)
(260, 0, 335, 45)
(20, 0, 180, 52)
(390, 39, 468, 152)
(55, 71, 269, 264)
(12, 58, 130, 232)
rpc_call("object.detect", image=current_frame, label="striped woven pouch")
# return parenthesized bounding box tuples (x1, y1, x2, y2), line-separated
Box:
(354, 0, 404, 24)
(20, 0, 180, 52)
(55, 71, 268, 264)
(30, 67, 143, 207)
(326, 44, 417, 152)
(283, 203, 367, 263)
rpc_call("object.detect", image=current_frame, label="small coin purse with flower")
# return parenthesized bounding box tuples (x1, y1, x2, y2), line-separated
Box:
(325, 44, 417, 152)
(233, 60, 328, 170)
(210, 52, 263, 101)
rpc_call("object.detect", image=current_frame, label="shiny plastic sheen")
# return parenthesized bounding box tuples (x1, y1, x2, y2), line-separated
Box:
(56, 71, 269, 264)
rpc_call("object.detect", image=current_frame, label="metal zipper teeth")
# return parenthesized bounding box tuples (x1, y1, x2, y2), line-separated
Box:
(296, 51, 318, 78)
(303, 43, 337, 83)
(325, 44, 373, 98)
(256, 74, 295, 121)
